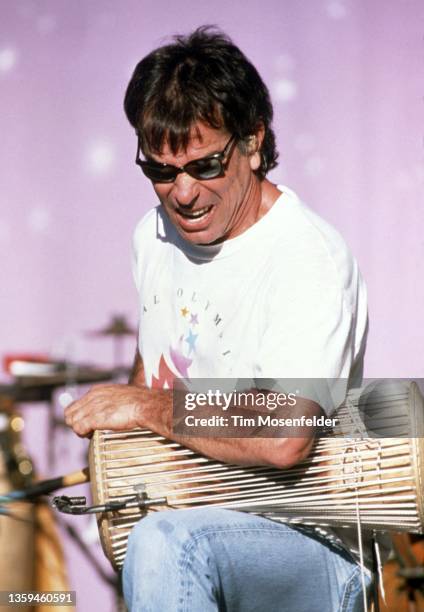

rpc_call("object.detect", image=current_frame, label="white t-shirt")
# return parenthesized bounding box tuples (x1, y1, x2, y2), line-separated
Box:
(133, 185, 368, 398)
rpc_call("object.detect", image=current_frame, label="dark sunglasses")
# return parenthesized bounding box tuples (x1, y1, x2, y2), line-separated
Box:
(135, 134, 237, 183)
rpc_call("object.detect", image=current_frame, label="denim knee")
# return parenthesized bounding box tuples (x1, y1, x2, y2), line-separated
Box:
(126, 512, 179, 561)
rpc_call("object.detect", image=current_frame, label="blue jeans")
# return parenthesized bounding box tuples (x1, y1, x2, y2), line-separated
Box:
(123, 508, 371, 612)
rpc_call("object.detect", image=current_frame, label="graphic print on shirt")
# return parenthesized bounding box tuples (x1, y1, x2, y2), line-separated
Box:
(143, 287, 233, 389)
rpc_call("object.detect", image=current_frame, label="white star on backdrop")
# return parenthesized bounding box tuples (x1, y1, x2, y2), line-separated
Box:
(273, 78, 298, 103)
(0, 48, 18, 73)
(86, 142, 115, 175)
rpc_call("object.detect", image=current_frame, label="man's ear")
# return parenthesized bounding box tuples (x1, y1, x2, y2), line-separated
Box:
(248, 123, 265, 171)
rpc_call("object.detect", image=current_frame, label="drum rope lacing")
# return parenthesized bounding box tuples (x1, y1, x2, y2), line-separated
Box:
(344, 395, 386, 609)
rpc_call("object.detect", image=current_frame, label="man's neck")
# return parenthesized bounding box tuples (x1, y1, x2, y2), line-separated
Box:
(256, 180, 281, 222)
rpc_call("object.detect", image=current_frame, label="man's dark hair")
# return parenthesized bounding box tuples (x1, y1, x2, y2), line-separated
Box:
(124, 26, 278, 180)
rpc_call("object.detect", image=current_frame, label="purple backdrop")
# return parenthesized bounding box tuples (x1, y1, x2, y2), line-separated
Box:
(1, 1, 423, 610)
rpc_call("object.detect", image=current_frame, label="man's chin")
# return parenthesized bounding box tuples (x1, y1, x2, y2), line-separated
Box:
(179, 229, 219, 246)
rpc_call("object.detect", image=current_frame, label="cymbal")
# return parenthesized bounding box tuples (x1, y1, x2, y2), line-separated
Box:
(14, 366, 115, 387)
(0, 366, 115, 412)
(86, 315, 136, 337)
(0, 367, 116, 403)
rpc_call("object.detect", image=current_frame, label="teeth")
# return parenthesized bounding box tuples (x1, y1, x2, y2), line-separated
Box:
(180, 206, 211, 219)
(191, 208, 207, 218)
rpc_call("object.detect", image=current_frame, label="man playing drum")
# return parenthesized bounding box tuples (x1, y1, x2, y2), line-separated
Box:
(65, 27, 371, 612)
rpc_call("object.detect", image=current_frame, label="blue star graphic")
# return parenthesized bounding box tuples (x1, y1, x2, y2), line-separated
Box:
(185, 328, 198, 354)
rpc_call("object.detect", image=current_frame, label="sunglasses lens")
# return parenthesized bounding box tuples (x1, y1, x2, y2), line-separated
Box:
(137, 156, 224, 182)
(139, 163, 177, 183)
(187, 158, 222, 180)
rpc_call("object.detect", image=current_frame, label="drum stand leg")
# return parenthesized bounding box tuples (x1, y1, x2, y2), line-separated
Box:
(371, 538, 380, 612)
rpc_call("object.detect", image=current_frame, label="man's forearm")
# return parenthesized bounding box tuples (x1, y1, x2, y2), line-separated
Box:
(135, 384, 316, 470)
(65, 372, 318, 469)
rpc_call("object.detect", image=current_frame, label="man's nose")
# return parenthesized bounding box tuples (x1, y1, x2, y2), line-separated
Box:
(172, 172, 200, 207)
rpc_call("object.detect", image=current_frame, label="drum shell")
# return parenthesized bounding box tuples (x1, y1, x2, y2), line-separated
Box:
(90, 382, 424, 571)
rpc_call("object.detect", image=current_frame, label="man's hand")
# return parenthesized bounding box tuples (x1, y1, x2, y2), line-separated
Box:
(64, 384, 143, 437)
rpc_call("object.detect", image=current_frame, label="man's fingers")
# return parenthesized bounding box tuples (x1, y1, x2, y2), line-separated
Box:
(63, 384, 142, 435)
(72, 419, 94, 438)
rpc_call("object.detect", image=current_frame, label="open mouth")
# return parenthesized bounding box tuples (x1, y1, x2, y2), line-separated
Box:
(175, 205, 216, 232)
(177, 205, 214, 220)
